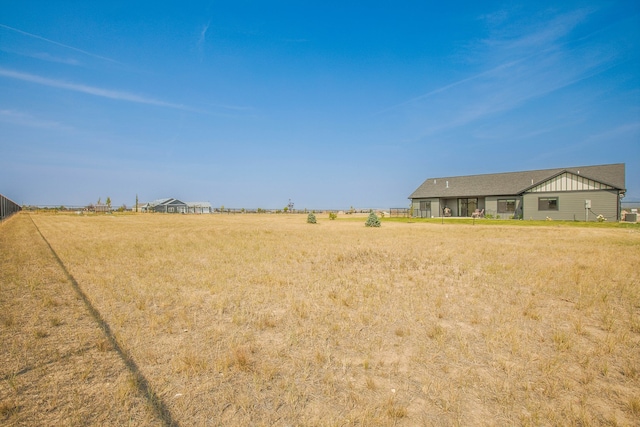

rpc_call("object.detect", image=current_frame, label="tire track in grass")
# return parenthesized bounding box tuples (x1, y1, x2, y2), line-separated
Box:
(29, 214, 179, 427)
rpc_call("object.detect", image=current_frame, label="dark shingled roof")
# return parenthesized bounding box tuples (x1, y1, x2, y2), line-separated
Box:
(409, 163, 625, 199)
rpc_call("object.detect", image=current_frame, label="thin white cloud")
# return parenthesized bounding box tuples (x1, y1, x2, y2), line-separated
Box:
(524, 121, 640, 163)
(377, 57, 526, 114)
(387, 6, 622, 139)
(196, 22, 211, 61)
(0, 68, 198, 111)
(0, 109, 72, 130)
(0, 23, 122, 64)
(198, 22, 210, 47)
(582, 121, 640, 144)
(27, 51, 81, 66)
(479, 8, 592, 51)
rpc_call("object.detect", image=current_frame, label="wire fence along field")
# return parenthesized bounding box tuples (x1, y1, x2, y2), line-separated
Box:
(21, 205, 391, 216)
(0, 193, 21, 221)
(389, 208, 410, 217)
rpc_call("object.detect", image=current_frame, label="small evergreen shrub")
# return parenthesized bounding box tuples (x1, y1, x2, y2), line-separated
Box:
(307, 212, 317, 224)
(365, 211, 381, 227)
(329, 212, 337, 220)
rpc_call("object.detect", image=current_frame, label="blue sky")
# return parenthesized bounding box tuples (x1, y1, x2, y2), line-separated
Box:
(1, 1, 638, 209)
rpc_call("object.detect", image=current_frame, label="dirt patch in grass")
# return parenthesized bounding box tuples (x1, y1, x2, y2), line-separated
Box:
(2, 212, 639, 425)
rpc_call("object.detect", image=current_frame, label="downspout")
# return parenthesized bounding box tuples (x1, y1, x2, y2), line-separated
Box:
(618, 190, 625, 222)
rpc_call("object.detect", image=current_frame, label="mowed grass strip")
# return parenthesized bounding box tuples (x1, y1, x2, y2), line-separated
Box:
(0, 214, 162, 426)
(6, 212, 640, 426)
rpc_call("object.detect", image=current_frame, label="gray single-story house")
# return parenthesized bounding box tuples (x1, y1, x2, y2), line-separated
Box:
(142, 198, 212, 214)
(143, 198, 188, 213)
(409, 163, 626, 221)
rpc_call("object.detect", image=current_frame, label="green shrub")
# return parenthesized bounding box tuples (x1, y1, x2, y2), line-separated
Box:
(365, 211, 381, 227)
(307, 212, 317, 224)
(329, 212, 337, 220)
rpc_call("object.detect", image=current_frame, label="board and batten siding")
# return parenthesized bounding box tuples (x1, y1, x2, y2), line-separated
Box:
(528, 172, 615, 193)
(522, 190, 619, 221)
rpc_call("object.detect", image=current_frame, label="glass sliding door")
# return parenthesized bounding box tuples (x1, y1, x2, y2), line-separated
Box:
(458, 198, 478, 217)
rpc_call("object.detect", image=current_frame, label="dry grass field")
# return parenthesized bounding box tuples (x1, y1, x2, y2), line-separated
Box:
(1, 212, 639, 426)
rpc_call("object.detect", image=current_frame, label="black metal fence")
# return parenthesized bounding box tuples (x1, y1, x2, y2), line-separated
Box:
(389, 208, 410, 218)
(11, 204, 406, 217)
(211, 208, 377, 215)
(0, 193, 21, 221)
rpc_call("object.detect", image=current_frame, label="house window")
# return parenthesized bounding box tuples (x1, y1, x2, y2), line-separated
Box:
(498, 199, 516, 213)
(416, 201, 431, 218)
(538, 197, 558, 211)
(168, 207, 175, 213)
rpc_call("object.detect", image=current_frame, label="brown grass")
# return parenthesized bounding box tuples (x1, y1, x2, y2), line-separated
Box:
(1, 212, 639, 426)
(0, 213, 160, 426)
